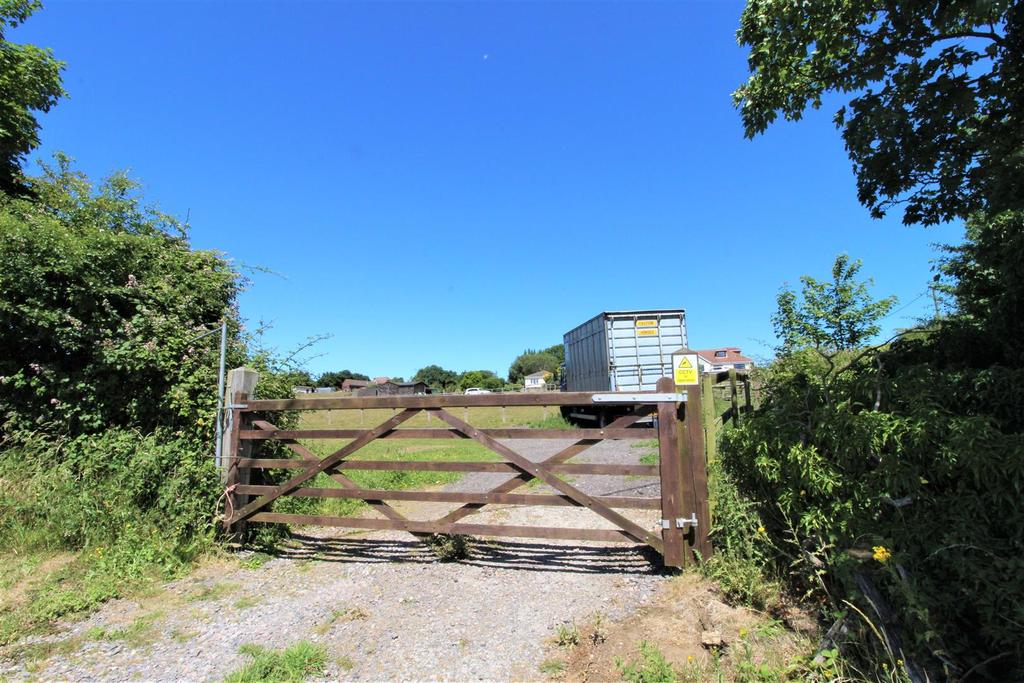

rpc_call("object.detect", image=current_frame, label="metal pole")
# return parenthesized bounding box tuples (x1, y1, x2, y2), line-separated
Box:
(214, 319, 227, 469)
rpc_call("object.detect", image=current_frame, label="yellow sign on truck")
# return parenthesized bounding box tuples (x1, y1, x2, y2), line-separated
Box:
(672, 351, 700, 386)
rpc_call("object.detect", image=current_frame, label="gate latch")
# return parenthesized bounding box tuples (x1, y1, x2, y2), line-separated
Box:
(662, 514, 698, 529)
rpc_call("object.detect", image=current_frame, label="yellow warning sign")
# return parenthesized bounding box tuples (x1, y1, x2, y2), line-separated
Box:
(637, 329, 659, 336)
(672, 353, 700, 386)
(636, 320, 658, 327)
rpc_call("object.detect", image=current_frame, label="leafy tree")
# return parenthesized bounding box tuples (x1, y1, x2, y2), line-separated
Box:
(412, 364, 459, 392)
(0, 0, 65, 196)
(317, 369, 369, 388)
(508, 347, 562, 384)
(772, 254, 896, 355)
(734, 0, 1023, 226)
(457, 370, 503, 391)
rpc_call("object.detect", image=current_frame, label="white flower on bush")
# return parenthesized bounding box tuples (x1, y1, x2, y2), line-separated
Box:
(29, 363, 42, 373)
(126, 274, 138, 287)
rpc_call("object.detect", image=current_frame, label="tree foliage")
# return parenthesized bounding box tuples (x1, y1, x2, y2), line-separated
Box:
(412, 364, 459, 392)
(735, 0, 1024, 225)
(772, 254, 895, 355)
(0, 0, 65, 196)
(317, 369, 369, 388)
(457, 370, 503, 391)
(508, 344, 563, 384)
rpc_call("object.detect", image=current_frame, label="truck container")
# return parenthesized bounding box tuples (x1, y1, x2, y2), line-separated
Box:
(561, 309, 688, 423)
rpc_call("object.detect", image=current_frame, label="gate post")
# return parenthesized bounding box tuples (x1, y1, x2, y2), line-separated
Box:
(656, 377, 687, 568)
(682, 382, 713, 561)
(221, 368, 258, 540)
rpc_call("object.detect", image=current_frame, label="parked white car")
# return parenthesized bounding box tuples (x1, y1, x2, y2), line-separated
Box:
(463, 387, 493, 395)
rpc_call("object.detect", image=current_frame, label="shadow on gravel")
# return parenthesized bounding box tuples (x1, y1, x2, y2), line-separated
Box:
(279, 534, 665, 575)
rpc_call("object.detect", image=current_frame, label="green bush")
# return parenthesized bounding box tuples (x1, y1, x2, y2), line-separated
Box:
(0, 158, 299, 641)
(0, 156, 241, 436)
(720, 336, 1024, 679)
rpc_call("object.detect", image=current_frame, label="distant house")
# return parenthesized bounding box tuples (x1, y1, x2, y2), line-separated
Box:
(357, 381, 431, 397)
(523, 371, 552, 391)
(293, 385, 313, 394)
(341, 379, 371, 392)
(695, 348, 754, 374)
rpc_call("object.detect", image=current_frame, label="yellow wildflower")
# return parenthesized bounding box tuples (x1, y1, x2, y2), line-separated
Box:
(739, 628, 748, 637)
(872, 545, 892, 563)
(687, 655, 694, 664)
(757, 526, 766, 534)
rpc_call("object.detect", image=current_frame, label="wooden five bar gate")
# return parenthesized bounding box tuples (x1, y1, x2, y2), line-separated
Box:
(222, 376, 711, 568)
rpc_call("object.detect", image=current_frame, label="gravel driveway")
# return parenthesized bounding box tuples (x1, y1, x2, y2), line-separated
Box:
(1, 438, 671, 681)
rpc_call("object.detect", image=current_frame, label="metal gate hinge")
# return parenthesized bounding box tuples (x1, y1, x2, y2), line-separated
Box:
(227, 403, 248, 410)
(662, 515, 698, 530)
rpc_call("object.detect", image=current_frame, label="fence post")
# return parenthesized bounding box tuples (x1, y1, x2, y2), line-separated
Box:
(700, 372, 718, 465)
(743, 375, 753, 415)
(656, 377, 687, 568)
(221, 368, 258, 540)
(728, 369, 740, 427)
(682, 380, 713, 561)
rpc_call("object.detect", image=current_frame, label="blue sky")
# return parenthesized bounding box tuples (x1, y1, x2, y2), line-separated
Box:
(17, 1, 962, 380)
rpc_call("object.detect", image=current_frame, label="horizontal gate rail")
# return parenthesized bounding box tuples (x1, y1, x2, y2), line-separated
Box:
(235, 459, 659, 476)
(249, 513, 637, 543)
(234, 484, 660, 509)
(240, 427, 656, 440)
(241, 391, 680, 411)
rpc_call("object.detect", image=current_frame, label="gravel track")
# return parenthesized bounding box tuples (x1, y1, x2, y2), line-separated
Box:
(1, 438, 671, 681)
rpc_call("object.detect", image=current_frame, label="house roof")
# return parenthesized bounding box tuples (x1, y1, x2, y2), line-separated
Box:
(525, 371, 552, 379)
(695, 348, 753, 364)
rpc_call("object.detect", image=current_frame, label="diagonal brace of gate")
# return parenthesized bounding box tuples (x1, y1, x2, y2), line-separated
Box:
(431, 408, 664, 553)
(228, 408, 419, 526)
(250, 419, 419, 529)
(435, 410, 652, 525)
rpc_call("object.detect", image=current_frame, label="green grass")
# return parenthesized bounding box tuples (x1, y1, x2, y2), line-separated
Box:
(224, 641, 327, 683)
(616, 641, 678, 683)
(539, 659, 567, 675)
(84, 610, 163, 647)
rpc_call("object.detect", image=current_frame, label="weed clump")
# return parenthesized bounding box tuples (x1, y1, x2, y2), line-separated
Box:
(426, 534, 469, 561)
(615, 641, 678, 683)
(224, 641, 327, 683)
